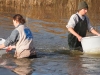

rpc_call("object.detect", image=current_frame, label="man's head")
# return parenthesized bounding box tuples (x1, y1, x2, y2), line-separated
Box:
(78, 1, 88, 15)
(78, 1, 88, 11)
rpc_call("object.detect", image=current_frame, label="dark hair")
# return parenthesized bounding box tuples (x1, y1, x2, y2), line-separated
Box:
(13, 14, 26, 24)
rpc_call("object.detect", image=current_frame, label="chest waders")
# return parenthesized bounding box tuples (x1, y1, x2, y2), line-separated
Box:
(68, 14, 88, 51)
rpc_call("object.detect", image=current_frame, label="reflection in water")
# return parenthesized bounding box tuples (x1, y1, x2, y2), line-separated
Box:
(31, 52, 100, 75)
(81, 55, 100, 75)
(13, 58, 34, 75)
(67, 54, 100, 75)
(1, 52, 100, 75)
(1, 53, 34, 75)
(67, 56, 83, 75)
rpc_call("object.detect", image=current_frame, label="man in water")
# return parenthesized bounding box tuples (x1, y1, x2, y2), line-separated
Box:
(66, 1, 100, 51)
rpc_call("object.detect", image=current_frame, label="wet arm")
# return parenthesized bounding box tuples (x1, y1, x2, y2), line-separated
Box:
(90, 29, 100, 36)
(68, 27, 82, 41)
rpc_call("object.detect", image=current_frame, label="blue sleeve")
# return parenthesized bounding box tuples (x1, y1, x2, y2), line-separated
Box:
(4, 29, 19, 47)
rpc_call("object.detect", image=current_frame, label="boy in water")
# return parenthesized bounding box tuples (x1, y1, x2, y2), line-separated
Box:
(66, 1, 100, 51)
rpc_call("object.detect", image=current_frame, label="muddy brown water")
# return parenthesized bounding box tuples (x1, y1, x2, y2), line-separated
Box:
(0, 0, 100, 75)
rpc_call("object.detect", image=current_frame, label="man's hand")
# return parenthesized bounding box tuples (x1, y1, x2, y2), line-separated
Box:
(68, 27, 82, 42)
(76, 35, 82, 42)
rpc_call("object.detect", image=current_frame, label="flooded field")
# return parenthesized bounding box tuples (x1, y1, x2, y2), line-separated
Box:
(0, 0, 100, 75)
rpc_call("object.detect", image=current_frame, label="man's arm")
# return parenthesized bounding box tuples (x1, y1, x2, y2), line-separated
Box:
(68, 27, 82, 42)
(90, 29, 100, 36)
